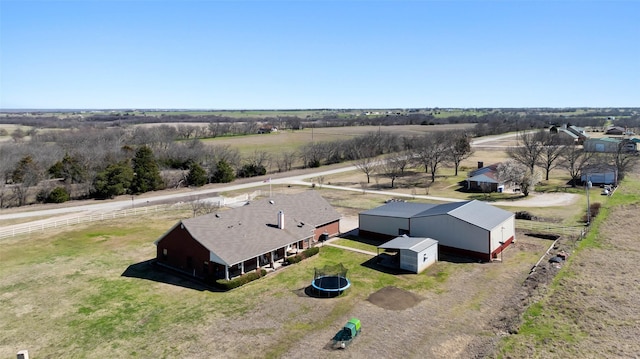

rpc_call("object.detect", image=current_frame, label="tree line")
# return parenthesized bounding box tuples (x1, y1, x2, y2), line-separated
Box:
(1, 112, 638, 208)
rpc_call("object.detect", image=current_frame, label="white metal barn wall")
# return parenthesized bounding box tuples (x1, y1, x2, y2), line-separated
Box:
(404, 243, 438, 273)
(410, 215, 488, 254)
(358, 215, 410, 237)
(489, 216, 516, 253)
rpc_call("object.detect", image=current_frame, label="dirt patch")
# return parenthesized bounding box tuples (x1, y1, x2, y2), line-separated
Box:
(367, 286, 423, 310)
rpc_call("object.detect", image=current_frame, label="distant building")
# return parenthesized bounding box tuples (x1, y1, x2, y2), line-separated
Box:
(257, 125, 278, 134)
(464, 162, 510, 193)
(581, 164, 618, 185)
(549, 124, 589, 144)
(605, 126, 625, 135)
(584, 137, 637, 153)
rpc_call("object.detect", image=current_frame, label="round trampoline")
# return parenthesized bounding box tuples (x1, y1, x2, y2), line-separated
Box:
(311, 275, 351, 292)
(310, 263, 350, 297)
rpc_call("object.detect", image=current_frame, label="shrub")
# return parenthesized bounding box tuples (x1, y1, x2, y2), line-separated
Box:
(236, 164, 267, 178)
(47, 187, 71, 203)
(213, 269, 267, 290)
(286, 246, 320, 264)
(515, 211, 534, 220)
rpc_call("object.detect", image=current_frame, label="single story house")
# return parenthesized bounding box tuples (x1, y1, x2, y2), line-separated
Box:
(550, 125, 589, 144)
(359, 200, 515, 261)
(377, 235, 438, 273)
(155, 191, 341, 280)
(605, 126, 625, 135)
(465, 162, 509, 193)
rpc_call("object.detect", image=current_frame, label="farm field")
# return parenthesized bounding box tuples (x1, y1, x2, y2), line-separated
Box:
(201, 124, 475, 156)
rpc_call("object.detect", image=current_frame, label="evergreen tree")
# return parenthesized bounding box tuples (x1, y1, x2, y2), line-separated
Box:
(130, 145, 163, 194)
(48, 153, 86, 183)
(236, 164, 267, 178)
(93, 161, 135, 199)
(46, 187, 71, 203)
(211, 159, 235, 183)
(186, 162, 207, 187)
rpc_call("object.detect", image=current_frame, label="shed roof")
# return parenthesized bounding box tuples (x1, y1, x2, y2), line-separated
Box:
(166, 191, 341, 265)
(379, 235, 438, 253)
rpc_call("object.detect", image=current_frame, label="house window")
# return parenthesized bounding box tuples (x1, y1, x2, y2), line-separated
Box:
(163, 248, 168, 260)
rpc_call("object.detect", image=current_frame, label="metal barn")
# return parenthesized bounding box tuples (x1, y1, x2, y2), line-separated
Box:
(360, 200, 515, 261)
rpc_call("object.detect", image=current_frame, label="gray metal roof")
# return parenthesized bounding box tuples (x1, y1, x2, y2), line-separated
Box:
(466, 173, 500, 184)
(379, 235, 438, 253)
(360, 201, 437, 219)
(178, 191, 341, 265)
(410, 200, 514, 231)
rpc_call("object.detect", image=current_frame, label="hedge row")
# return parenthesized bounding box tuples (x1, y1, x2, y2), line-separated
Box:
(286, 246, 320, 264)
(213, 269, 267, 290)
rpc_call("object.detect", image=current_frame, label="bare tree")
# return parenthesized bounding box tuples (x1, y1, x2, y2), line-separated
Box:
(447, 130, 474, 176)
(190, 197, 219, 217)
(559, 143, 594, 187)
(537, 132, 571, 181)
(275, 151, 296, 172)
(300, 143, 323, 168)
(497, 160, 540, 197)
(379, 154, 405, 188)
(413, 132, 450, 182)
(507, 131, 545, 174)
(610, 141, 639, 179)
(354, 156, 378, 183)
(11, 128, 26, 142)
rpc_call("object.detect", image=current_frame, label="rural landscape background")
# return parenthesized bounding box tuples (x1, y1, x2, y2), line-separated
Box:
(1, 107, 639, 358)
(2, 0, 639, 357)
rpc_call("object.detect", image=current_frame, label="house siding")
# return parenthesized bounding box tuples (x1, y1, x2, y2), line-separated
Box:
(156, 224, 210, 278)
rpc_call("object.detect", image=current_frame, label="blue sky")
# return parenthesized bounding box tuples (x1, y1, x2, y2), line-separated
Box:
(1, 1, 638, 109)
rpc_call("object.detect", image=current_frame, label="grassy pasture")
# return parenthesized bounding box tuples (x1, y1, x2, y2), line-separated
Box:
(201, 123, 475, 158)
(497, 171, 640, 358)
(0, 202, 455, 358)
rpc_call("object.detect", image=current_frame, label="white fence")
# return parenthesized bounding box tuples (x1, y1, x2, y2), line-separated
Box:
(0, 191, 261, 240)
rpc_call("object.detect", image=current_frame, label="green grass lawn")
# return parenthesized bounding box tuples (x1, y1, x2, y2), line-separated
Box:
(0, 209, 451, 358)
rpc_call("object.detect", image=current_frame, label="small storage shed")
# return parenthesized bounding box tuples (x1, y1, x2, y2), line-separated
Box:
(378, 235, 438, 273)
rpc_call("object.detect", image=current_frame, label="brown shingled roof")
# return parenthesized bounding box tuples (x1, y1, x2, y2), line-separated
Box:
(179, 191, 341, 265)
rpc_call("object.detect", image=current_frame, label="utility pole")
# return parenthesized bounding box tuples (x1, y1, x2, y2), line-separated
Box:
(585, 175, 592, 225)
